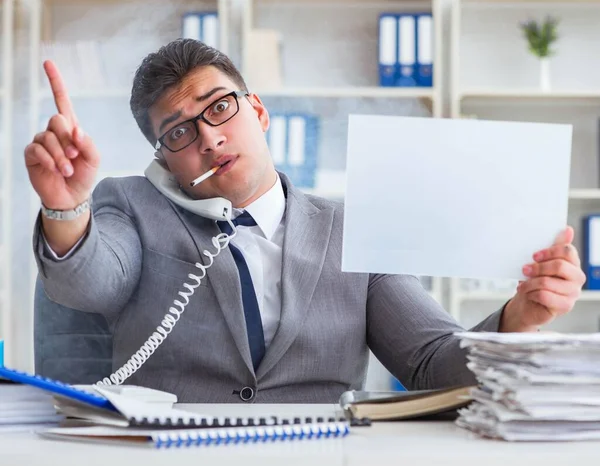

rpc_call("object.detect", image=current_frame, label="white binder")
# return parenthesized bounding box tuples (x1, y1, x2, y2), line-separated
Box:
(398, 15, 416, 85)
(182, 14, 201, 41)
(378, 15, 397, 86)
(417, 14, 433, 86)
(202, 13, 219, 49)
(288, 116, 306, 167)
(269, 116, 287, 166)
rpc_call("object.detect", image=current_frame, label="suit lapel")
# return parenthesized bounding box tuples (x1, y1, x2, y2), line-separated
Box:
(170, 206, 254, 376)
(257, 179, 334, 380)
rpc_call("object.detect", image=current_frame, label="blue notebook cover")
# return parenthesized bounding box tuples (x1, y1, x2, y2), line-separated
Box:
(0, 366, 116, 411)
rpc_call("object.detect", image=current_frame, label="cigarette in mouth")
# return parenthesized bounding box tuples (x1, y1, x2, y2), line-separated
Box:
(190, 166, 219, 187)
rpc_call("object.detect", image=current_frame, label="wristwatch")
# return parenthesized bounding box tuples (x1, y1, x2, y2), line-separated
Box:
(41, 198, 91, 221)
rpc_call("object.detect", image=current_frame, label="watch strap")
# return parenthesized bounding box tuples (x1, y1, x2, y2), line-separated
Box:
(41, 198, 91, 221)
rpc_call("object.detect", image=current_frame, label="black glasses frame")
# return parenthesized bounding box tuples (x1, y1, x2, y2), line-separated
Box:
(154, 90, 249, 153)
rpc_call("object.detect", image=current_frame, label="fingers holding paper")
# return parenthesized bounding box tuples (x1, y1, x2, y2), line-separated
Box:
(501, 226, 586, 332)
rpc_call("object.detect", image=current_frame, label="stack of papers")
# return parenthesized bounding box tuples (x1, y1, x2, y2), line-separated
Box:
(454, 331, 600, 441)
(0, 382, 62, 433)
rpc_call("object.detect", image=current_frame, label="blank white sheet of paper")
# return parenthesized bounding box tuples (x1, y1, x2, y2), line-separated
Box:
(341, 115, 572, 280)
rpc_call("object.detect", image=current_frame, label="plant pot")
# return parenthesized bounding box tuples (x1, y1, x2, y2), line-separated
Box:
(540, 57, 551, 92)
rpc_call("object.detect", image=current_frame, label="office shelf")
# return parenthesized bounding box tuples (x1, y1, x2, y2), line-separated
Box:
(455, 290, 600, 302)
(242, 0, 443, 116)
(462, 0, 600, 4)
(449, 0, 600, 324)
(459, 89, 600, 100)
(569, 189, 600, 200)
(255, 87, 438, 99)
(39, 88, 131, 99)
(293, 178, 600, 202)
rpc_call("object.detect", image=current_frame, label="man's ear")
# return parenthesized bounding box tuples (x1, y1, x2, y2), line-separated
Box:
(153, 149, 170, 170)
(154, 145, 166, 161)
(248, 93, 269, 132)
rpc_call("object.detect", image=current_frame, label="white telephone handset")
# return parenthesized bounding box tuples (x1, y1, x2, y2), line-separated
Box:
(96, 160, 238, 387)
(144, 159, 232, 221)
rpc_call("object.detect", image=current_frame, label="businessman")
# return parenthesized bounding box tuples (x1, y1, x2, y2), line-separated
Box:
(25, 39, 586, 403)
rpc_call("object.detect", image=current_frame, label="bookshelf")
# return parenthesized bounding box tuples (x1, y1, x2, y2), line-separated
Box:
(239, 0, 445, 312)
(239, 0, 445, 391)
(0, 0, 13, 366)
(241, 0, 443, 112)
(449, 0, 600, 327)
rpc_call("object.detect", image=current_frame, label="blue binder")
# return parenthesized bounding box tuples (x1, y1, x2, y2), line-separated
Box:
(391, 377, 407, 391)
(182, 12, 219, 49)
(583, 215, 600, 289)
(415, 13, 434, 87)
(0, 366, 117, 411)
(396, 14, 417, 87)
(378, 12, 434, 87)
(378, 14, 397, 87)
(266, 113, 319, 189)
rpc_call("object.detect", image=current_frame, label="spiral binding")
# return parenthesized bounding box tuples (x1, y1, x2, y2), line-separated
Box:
(152, 421, 350, 448)
(97, 220, 237, 386)
(127, 414, 353, 429)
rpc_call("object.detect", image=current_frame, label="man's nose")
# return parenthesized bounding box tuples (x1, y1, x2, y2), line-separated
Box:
(197, 121, 226, 153)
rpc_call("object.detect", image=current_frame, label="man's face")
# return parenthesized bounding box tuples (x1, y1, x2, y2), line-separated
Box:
(149, 66, 276, 208)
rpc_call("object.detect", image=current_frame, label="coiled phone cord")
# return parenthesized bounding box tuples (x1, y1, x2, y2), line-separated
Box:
(96, 219, 237, 386)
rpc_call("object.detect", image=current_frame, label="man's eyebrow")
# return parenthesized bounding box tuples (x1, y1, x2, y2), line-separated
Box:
(158, 86, 228, 133)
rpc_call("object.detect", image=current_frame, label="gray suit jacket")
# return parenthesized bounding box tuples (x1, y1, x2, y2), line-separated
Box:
(34, 172, 502, 403)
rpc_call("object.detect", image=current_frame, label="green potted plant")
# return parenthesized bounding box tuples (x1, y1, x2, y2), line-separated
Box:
(519, 16, 559, 92)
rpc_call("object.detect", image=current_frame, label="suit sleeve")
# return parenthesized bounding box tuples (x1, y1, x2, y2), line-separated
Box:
(33, 178, 142, 320)
(366, 274, 503, 390)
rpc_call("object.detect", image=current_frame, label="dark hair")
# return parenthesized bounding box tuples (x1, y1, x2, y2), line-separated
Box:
(130, 38, 248, 146)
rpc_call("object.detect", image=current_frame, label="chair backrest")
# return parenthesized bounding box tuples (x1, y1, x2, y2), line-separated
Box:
(34, 276, 113, 384)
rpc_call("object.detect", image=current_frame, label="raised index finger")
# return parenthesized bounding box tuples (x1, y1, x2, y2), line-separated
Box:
(43, 60, 78, 126)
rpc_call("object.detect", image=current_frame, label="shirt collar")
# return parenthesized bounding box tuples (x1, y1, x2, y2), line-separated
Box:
(232, 174, 285, 240)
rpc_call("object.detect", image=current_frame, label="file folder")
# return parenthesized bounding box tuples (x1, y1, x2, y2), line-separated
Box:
(268, 115, 287, 166)
(266, 114, 319, 188)
(583, 215, 600, 289)
(396, 14, 417, 87)
(288, 116, 306, 167)
(378, 14, 397, 87)
(378, 12, 434, 87)
(182, 12, 219, 49)
(182, 13, 201, 41)
(286, 114, 319, 188)
(201, 13, 219, 49)
(416, 13, 433, 87)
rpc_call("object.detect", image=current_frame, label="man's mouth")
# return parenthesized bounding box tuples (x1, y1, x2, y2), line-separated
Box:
(213, 156, 237, 175)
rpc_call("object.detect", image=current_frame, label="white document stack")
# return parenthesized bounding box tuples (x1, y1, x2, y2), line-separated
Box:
(0, 383, 62, 433)
(454, 331, 600, 441)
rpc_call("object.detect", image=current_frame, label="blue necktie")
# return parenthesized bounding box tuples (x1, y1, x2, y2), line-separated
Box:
(217, 212, 266, 371)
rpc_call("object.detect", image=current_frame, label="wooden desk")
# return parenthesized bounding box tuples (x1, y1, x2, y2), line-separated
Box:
(1, 404, 598, 465)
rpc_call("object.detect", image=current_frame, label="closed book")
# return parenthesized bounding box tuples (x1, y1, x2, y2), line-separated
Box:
(339, 385, 474, 421)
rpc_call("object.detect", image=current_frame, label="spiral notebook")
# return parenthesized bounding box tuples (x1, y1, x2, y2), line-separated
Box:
(2, 366, 357, 446)
(41, 421, 350, 448)
(44, 384, 352, 447)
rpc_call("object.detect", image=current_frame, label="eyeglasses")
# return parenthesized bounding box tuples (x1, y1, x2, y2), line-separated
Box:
(155, 90, 249, 153)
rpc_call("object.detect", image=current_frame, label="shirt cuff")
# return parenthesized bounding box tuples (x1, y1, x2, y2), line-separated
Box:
(41, 226, 89, 261)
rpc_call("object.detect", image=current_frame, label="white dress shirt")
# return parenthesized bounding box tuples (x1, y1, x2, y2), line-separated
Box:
(44, 175, 287, 350)
(229, 175, 286, 349)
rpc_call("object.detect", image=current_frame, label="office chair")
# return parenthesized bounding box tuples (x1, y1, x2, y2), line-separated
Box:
(33, 276, 113, 384)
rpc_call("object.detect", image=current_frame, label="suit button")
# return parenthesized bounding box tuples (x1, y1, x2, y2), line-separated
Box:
(240, 387, 255, 402)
